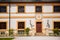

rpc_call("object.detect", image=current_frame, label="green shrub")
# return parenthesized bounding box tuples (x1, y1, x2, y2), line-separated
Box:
(0, 38, 13, 40)
(53, 28, 60, 36)
(25, 28, 30, 36)
(9, 29, 14, 36)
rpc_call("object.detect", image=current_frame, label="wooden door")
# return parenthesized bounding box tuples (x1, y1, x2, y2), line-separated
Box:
(36, 22, 42, 33)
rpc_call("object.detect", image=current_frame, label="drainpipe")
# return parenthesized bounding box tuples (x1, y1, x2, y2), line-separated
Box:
(9, 2, 11, 36)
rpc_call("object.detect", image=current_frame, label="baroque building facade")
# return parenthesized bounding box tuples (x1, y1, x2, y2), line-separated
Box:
(0, 0, 60, 36)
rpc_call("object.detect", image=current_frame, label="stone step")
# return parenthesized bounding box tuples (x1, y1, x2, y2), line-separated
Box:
(35, 33, 46, 36)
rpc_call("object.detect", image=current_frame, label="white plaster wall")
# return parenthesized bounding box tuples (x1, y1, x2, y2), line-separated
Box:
(43, 14, 60, 16)
(10, 4, 17, 13)
(26, 18, 35, 28)
(43, 5, 53, 12)
(10, 19, 17, 29)
(7, 5, 9, 12)
(25, 5, 35, 12)
(11, 14, 35, 16)
(42, 18, 60, 34)
(7, 4, 17, 13)
(10, 13, 60, 17)
(10, 18, 35, 33)
(42, 16, 60, 31)
(10, 18, 35, 29)
(42, 19, 53, 29)
(0, 14, 9, 16)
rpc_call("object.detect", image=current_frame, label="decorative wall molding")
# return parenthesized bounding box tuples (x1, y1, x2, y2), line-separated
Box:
(0, 16, 35, 18)
(35, 14, 43, 20)
(0, 16, 60, 18)
(43, 16, 60, 18)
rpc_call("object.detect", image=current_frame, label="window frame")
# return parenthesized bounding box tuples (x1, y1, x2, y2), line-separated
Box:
(54, 21, 60, 29)
(35, 5, 42, 13)
(53, 5, 60, 13)
(18, 22, 25, 29)
(0, 4, 8, 13)
(17, 21, 25, 35)
(18, 5, 25, 13)
(0, 21, 7, 30)
(18, 30, 25, 34)
(53, 21, 60, 30)
(17, 21, 25, 30)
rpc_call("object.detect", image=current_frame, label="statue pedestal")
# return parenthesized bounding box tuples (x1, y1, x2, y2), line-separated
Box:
(45, 28, 53, 36)
(29, 28, 35, 36)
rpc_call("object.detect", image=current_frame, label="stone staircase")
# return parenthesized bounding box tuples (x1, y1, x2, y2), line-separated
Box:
(35, 33, 46, 36)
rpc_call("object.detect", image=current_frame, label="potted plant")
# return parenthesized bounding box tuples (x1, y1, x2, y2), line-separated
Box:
(25, 28, 30, 36)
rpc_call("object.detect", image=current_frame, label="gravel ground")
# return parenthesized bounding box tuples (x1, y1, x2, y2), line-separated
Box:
(13, 36, 60, 40)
